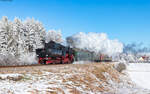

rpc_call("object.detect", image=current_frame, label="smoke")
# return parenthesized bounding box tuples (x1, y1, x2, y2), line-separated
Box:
(0, 54, 19, 66)
(19, 53, 38, 65)
(0, 53, 38, 66)
(67, 32, 123, 56)
(123, 42, 150, 56)
(46, 29, 63, 43)
(66, 32, 150, 63)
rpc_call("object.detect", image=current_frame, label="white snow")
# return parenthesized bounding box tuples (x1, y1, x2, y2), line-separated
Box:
(128, 63, 150, 90)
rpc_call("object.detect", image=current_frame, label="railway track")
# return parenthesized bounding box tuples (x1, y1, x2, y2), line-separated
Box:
(0, 63, 74, 73)
(0, 61, 111, 69)
(0, 64, 42, 68)
(0, 63, 71, 68)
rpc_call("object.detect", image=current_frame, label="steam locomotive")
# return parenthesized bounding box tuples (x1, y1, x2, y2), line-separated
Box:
(36, 41, 112, 64)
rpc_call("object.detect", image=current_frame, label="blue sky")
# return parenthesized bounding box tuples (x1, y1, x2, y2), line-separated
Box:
(0, 0, 150, 46)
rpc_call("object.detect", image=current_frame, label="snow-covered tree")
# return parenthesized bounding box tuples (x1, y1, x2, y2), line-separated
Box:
(32, 20, 45, 49)
(0, 16, 46, 66)
(0, 16, 13, 55)
(11, 18, 23, 56)
(23, 18, 45, 52)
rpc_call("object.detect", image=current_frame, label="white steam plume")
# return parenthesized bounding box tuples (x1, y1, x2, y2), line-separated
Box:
(46, 29, 63, 43)
(67, 32, 123, 56)
(19, 53, 38, 65)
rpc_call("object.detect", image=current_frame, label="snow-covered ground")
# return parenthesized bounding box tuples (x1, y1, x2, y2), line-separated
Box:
(128, 63, 150, 90)
(0, 63, 150, 94)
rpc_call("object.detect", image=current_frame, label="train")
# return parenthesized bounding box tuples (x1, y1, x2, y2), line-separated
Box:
(36, 41, 112, 64)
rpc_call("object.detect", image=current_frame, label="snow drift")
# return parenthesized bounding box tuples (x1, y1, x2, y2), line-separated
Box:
(67, 32, 123, 56)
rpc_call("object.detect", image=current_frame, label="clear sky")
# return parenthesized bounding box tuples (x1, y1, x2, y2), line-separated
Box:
(0, 0, 150, 46)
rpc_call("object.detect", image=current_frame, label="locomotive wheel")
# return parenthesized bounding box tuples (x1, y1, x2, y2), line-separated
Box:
(72, 59, 74, 63)
(71, 55, 75, 63)
(61, 61, 64, 64)
(68, 61, 71, 64)
(41, 60, 46, 65)
(71, 57, 75, 63)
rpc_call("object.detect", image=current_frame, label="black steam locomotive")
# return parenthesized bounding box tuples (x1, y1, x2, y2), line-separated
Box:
(36, 41, 112, 64)
(36, 41, 74, 64)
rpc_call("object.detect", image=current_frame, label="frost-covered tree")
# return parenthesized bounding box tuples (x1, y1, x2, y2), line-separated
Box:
(23, 18, 45, 52)
(12, 17, 25, 56)
(0, 16, 13, 55)
(0, 17, 7, 54)
(32, 20, 45, 49)
(46, 29, 63, 43)
(0, 16, 46, 66)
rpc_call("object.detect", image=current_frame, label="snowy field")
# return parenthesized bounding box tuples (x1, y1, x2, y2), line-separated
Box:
(128, 63, 150, 90)
(0, 63, 150, 94)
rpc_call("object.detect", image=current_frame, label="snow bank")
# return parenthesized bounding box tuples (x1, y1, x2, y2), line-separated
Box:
(67, 32, 123, 57)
